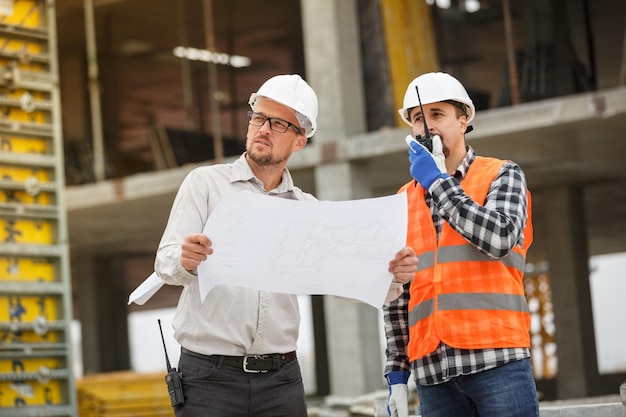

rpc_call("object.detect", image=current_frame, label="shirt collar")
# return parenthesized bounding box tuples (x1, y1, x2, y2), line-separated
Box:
(453, 146, 476, 181)
(231, 153, 295, 194)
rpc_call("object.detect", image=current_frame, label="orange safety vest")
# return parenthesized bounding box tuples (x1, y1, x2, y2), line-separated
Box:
(399, 156, 533, 361)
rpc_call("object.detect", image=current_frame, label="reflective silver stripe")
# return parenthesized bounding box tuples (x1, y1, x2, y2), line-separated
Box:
(435, 245, 526, 273)
(438, 292, 529, 313)
(416, 251, 435, 271)
(408, 298, 434, 326)
(409, 293, 528, 326)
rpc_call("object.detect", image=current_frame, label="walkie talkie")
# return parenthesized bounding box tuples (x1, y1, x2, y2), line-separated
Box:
(158, 319, 185, 407)
(413, 84, 433, 153)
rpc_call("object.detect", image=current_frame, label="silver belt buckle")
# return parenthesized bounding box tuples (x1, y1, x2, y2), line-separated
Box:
(243, 354, 268, 373)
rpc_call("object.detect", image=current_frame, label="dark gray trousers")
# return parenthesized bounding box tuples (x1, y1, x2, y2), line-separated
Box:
(173, 349, 308, 417)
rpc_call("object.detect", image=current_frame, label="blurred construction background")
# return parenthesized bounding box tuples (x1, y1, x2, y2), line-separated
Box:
(1, 0, 626, 416)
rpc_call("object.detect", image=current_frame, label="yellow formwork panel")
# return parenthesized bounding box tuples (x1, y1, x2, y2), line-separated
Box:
(0, 255, 59, 341)
(0, 1, 48, 125)
(0, 137, 48, 154)
(0, 159, 53, 242)
(0, 218, 53, 243)
(0, 0, 73, 415)
(0, 175, 52, 206)
(0, 358, 63, 407)
(0, 293, 58, 321)
(0, 257, 55, 281)
(0, 188, 52, 206)
(0, 294, 60, 343)
(0, 0, 41, 28)
(0, 91, 48, 123)
(77, 371, 172, 417)
(1, 136, 53, 205)
(0, 380, 64, 407)
(0, 161, 54, 244)
(0, 165, 49, 182)
(0, 37, 43, 65)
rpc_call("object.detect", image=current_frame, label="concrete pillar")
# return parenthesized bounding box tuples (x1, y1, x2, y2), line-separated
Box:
(538, 186, 599, 399)
(300, 0, 366, 141)
(314, 161, 383, 396)
(75, 256, 130, 374)
(97, 256, 131, 372)
(73, 257, 100, 374)
(300, 0, 384, 395)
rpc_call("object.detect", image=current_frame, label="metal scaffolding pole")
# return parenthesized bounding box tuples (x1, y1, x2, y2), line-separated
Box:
(503, 0, 521, 105)
(84, 0, 106, 181)
(177, 0, 197, 131)
(203, 0, 223, 161)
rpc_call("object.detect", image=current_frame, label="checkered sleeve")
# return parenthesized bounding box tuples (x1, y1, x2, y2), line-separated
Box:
(430, 161, 528, 259)
(383, 282, 412, 375)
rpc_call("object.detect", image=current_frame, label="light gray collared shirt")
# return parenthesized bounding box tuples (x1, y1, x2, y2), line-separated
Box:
(155, 153, 315, 356)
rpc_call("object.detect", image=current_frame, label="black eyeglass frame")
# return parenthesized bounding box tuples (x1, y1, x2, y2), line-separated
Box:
(247, 111, 302, 136)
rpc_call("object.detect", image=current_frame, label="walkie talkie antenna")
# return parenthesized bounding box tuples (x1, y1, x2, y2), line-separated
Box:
(158, 319, 173, 372)
(415, 85, 431, 141)
(413, 85, 433, 153)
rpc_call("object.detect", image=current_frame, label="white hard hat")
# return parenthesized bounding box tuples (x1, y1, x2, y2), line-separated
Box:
(398, 72, 475, 127)
(248, 74, 318, 138)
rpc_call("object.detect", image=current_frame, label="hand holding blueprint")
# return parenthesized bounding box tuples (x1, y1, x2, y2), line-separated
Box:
(196, 190, 407, 308)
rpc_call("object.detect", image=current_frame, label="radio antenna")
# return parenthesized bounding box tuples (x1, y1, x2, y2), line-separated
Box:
(158, 319, 173, 372)
(413, 85, 433, 152)
(415, 85, 431, 140)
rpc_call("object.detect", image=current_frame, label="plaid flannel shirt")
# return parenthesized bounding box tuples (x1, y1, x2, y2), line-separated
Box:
(384, 147, 531, 385)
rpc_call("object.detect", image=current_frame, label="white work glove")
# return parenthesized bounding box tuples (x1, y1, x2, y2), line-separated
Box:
(388, 383, 409, 417)
(430, 134, 447, 174)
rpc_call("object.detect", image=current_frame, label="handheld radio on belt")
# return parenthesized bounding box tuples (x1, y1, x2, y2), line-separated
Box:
(158, 319, 185, 407)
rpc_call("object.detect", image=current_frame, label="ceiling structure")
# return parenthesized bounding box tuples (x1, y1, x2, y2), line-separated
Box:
(55, 0, 304, 174)
(52, 0, 626, 169)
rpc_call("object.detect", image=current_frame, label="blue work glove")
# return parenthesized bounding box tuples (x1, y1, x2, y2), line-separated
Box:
(387, 371, 411, 417)
(406, 134, 448, 190)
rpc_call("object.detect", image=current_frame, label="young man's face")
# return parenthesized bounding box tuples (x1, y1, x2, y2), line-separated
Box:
(246, 98, 306, 166)
(408, 101, 468, 158)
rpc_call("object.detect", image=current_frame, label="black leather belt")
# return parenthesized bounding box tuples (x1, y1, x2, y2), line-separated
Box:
(181, 347, 297, 373)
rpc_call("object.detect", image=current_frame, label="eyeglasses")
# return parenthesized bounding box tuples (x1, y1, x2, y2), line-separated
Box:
(247, 111, 302, 135)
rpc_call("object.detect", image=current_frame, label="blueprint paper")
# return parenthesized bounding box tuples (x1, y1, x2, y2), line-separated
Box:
(128, 272, 164, 305)
(197, 190, 407, 308)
